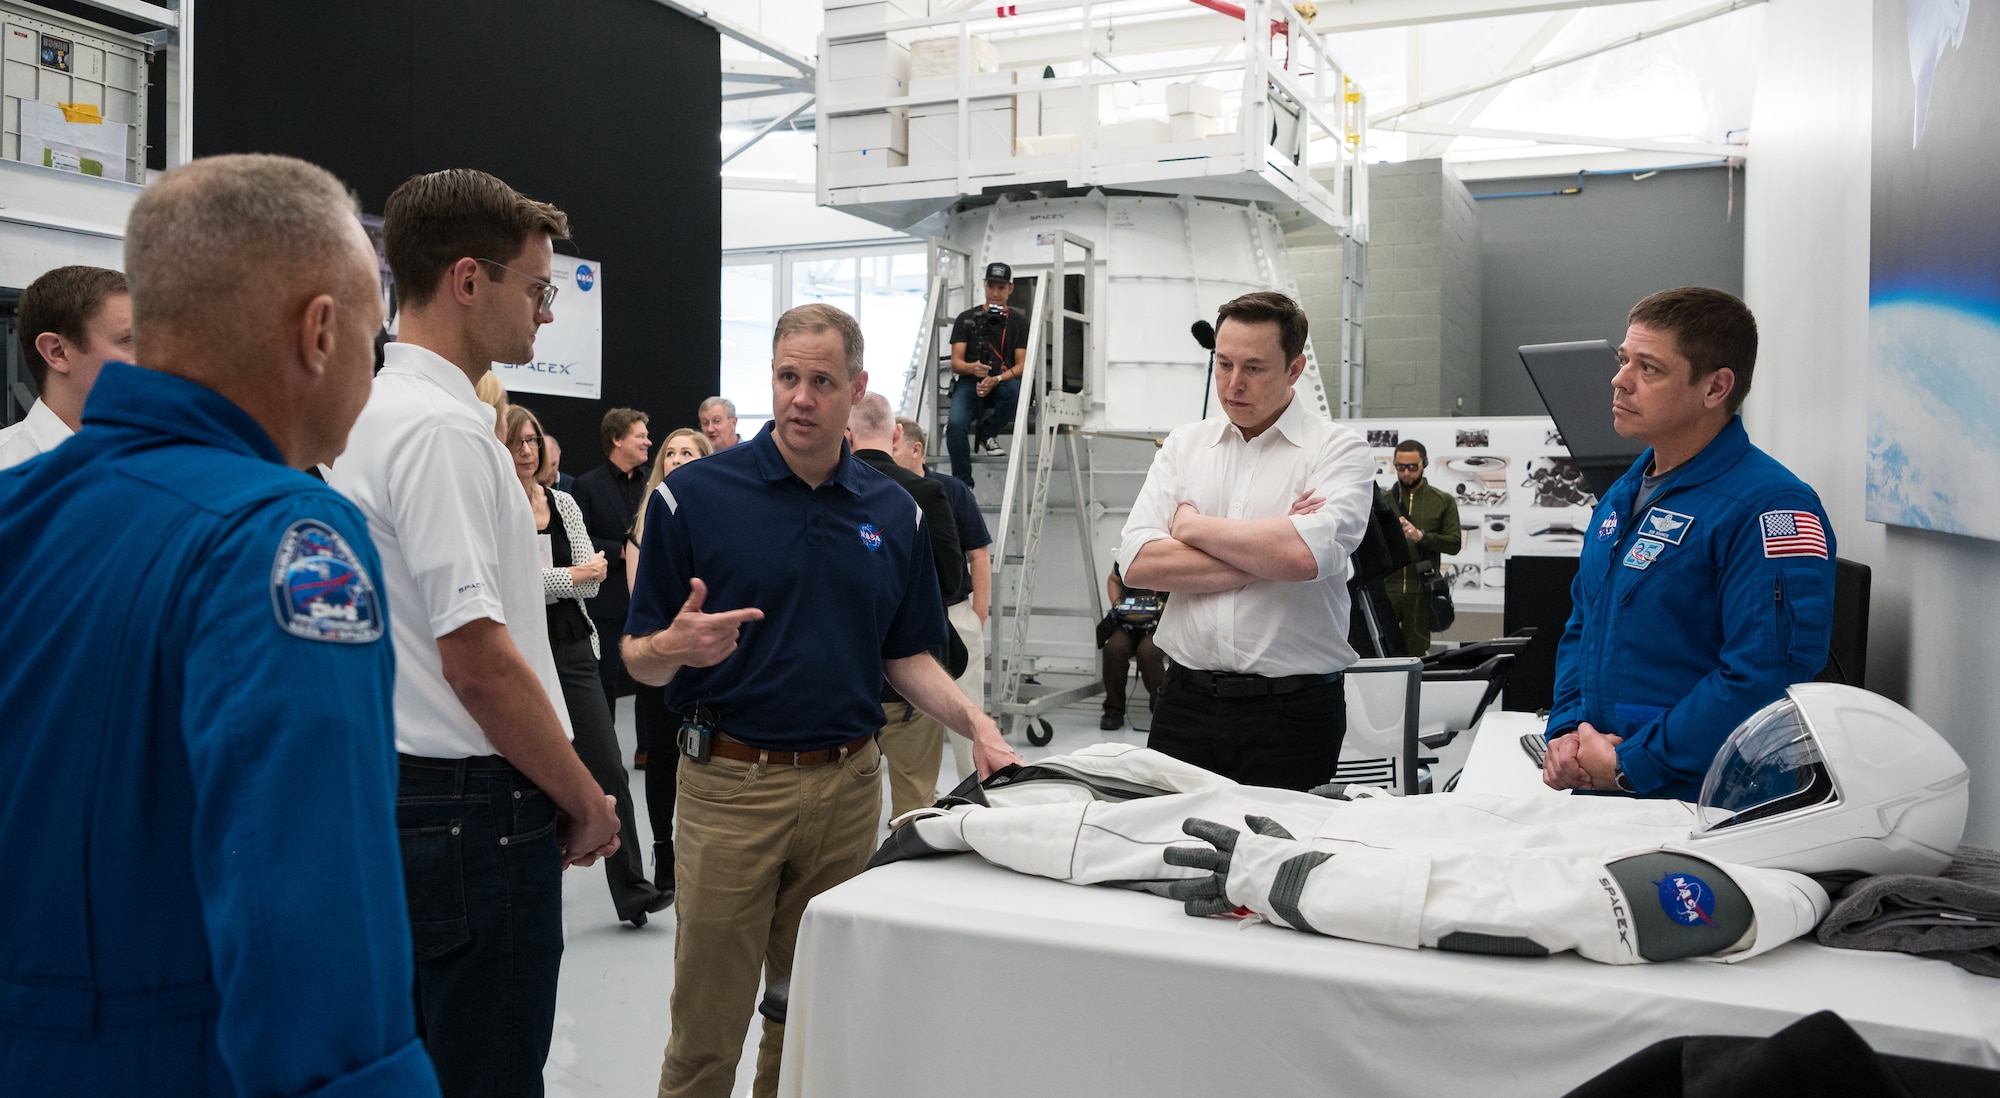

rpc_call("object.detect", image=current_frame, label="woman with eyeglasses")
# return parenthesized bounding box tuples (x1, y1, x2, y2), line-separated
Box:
(504, 404, 671, 926)
(623, 425, 711, 899)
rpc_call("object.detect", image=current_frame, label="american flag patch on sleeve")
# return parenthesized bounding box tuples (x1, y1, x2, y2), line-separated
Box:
(1760, 510, 1827, 559)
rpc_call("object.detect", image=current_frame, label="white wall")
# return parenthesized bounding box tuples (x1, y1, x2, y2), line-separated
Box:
(1744, 0, 2000, 846)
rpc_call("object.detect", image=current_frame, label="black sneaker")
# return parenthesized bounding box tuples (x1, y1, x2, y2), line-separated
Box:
(1099, 712, 1123, 731)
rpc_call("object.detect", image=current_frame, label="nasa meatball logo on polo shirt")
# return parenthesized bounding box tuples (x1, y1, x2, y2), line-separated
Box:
(857, 522, 883, 551)
(269, 519, 383, 643)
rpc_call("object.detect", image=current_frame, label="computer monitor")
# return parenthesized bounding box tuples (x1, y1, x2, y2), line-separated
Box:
(1517, 340, 1647, 498)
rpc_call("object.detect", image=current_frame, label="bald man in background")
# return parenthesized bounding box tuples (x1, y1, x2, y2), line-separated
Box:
(0, 155, 439, 1095)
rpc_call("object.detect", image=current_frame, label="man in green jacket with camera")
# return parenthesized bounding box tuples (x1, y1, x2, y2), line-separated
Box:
(1384, 439, 1462, 657)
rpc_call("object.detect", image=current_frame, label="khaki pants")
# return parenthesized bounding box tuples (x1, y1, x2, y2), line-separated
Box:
(657, 740, 884, 1098)
(944, 599, 985, 782)
(878, 702, 946, 821)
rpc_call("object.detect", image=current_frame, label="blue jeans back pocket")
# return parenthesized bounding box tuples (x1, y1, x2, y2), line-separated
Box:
(399, 818, 471, 960)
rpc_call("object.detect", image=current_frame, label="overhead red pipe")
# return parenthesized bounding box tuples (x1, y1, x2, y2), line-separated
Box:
(1187, 0, 1290, 38)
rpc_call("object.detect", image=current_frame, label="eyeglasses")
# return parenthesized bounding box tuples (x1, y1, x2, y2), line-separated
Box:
(476, 258, 559, 313)
(1393, 462, 1422, 471)
(512, 435, 543, 452)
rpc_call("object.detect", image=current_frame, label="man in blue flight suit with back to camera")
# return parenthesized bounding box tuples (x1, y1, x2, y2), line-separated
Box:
(0, 155, 440, 1095)
(1543, 287, 1836, 800)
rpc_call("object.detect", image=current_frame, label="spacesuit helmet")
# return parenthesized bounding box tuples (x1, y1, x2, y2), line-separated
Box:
(1683, 684, 1968, 878)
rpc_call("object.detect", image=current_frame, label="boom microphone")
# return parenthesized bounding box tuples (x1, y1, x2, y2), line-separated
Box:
(1190, 320, 1216, 351)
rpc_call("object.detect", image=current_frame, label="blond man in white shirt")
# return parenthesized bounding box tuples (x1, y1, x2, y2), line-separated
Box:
(325, 168, 618, 1096)
(0, 265, 131, 470)
(1117, 291, 1374, 790)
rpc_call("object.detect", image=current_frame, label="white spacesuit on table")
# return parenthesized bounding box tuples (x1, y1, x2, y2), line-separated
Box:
(874, 685, 1968, 966)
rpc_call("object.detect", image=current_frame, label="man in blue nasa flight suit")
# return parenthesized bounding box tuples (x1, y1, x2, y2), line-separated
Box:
(1543, 287, 1835, 801)
(0, 155, 441, 1095)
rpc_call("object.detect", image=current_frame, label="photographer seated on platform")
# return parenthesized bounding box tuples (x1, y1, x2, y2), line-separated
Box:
(945, 261, 1026, 486)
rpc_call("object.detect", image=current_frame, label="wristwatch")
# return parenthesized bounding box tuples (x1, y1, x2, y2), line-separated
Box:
(1613, 761, 1636, 793)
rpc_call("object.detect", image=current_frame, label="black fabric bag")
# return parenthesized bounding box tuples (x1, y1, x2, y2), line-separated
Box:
(1417, 559, 1455, 632)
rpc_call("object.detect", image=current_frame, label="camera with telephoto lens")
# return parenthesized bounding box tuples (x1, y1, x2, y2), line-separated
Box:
(976, 306, 1010, 374)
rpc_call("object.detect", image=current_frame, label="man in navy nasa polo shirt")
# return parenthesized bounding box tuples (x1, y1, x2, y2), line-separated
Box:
(624, 303, 1021, 1098)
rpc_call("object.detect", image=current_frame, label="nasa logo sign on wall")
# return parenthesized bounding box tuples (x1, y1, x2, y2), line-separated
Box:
(575, 263, 595, 291)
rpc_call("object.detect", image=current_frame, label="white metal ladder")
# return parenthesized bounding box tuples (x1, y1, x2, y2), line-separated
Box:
(987, 230, 1106, 744)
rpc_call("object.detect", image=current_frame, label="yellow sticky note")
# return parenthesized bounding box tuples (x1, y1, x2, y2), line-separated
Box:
(57, 101, 103, 124)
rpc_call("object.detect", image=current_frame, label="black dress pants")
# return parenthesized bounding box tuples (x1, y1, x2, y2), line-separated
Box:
(1146, 672, 1346, 791)
(634, 683, 679, 892)
(552, 635, 661, 919)
(591, 614, 635, 700)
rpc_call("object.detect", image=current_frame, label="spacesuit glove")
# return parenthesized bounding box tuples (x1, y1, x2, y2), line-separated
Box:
(1215, 824, 1340, 935)
(1164, 815, 1297, 918)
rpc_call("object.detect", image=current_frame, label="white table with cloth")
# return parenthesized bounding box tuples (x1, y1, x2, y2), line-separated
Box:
(778, 713, 2000, 1097)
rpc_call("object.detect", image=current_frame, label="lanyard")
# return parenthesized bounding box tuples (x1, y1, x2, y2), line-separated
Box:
(987, 310, 1008, 366)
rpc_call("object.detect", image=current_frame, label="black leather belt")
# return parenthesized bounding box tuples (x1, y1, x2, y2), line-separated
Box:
(1164, 658, 1343, 699)
(398, 753, 519, 773)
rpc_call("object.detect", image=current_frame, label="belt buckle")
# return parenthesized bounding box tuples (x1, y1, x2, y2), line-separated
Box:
(1213, 673, 1259, 699)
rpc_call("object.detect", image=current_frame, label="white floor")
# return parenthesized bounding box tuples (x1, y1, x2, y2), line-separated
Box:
(544, 693, 1144, 1096)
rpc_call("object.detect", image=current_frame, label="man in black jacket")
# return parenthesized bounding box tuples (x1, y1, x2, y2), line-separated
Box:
(571, 407, 651, 703)
(847, 393, 965, 818)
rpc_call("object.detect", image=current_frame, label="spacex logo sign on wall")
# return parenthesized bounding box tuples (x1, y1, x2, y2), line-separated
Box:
(491, 256, 604, 399)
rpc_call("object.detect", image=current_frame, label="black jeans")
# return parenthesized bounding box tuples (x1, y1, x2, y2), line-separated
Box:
(553, 635, 660, 919)
(1146, 673, 1347, 791)
(398, 755, 564, 1097)
(634, 684, 679, 891)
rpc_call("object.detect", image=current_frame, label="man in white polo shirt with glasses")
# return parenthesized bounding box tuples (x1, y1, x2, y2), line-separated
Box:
(327, 168, 619, 1096)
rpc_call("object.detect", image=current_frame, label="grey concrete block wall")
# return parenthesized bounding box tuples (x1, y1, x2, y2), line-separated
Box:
(1356, 159, 1481, 418)
(1284, 218, 1350, 405)
(1283, 160, 1482, 418)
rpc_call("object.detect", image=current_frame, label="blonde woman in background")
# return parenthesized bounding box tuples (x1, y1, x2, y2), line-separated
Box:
(503, 404, 670, 926)
(626, 425, 710, 898)
(475, 371, 510, 442)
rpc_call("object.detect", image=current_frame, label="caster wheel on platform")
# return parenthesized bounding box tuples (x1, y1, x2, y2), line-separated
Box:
(1026, 718, 1054, 747)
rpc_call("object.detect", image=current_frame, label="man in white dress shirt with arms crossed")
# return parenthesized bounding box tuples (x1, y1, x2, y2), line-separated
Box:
(1118, 291, 1374, 791)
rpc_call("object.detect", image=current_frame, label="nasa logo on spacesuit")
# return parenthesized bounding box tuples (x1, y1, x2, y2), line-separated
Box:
(1639, 507, 1693, 545)
(1597, 512, 1619, 542)
(269, 519, 384, 644)
(857, 523, 883, 551)
(1656, 872, 1717, 927)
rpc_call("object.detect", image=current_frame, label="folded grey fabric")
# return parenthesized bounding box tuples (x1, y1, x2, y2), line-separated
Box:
(1816, 846, 2000, 977)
